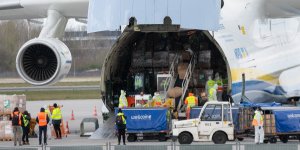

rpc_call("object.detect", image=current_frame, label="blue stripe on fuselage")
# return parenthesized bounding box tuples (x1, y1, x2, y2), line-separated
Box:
(232, 80, 286, 96)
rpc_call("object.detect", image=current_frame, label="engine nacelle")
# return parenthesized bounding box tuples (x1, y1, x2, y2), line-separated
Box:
(16, 38, 72, 86)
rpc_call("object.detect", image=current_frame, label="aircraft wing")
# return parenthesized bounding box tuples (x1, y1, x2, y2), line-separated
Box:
(0, 0, 89, 20)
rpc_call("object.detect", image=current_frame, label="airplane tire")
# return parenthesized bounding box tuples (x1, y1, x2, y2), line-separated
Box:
(212, 132, 227, 144)
(178, 132, 193, 144)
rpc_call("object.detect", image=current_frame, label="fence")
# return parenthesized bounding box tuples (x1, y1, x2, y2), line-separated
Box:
(0, 142, 300, 150)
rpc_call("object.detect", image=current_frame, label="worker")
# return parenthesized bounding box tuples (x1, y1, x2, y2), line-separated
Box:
(199, 91, 208, 106)
(152, 92, 162, 107)
(205, 76, 215, 95)
(215, 73, 224, 101)
(252, 107, 264, 144)
(184, 92, 198, 119)
(51, 103, 62, 139)
(208, 84, 218, 101)
(116, 108, 127, 145)
(21, 110, 31, 145)
(11, 107, 22, 146)
(44, 105, 52, 140)
(118, 90, 128, 108)
(36, 107, 50, 145)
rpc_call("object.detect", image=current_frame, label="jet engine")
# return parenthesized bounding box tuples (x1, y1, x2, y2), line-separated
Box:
(16, 38, 72, 86)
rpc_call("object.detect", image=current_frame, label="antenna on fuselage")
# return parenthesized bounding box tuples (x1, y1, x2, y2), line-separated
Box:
(241, 73, 250, 103)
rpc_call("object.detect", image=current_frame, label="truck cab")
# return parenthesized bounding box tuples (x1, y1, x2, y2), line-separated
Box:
(172, 101, 234, 144)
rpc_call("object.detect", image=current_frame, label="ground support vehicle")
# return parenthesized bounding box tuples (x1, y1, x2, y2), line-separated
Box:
(172, 102, 235, 144)
(115, 107, 172, 142)
(189, 102, 300, 144)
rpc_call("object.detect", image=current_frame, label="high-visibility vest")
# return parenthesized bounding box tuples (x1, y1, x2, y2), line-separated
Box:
(216, 79, 223, 92)
(45, 109, 51, 118)
(118, 96, 128, 108)
(117, 112, 126, 124)
(52, 108, 62, 120)
(185, 96, 197, 108)
(207, 80, 215, 89)
(12, 111, 22, 125)
(38, 112, 47, 126)
(153, 95, 162, 107)
(208, 88, 216, 101)
(22, 115, 29, 127)
(252, 112, 263, 126)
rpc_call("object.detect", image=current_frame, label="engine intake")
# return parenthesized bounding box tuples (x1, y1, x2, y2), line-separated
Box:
(16, 38, 72, 86)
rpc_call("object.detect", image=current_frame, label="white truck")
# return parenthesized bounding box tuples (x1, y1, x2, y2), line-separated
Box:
(172, 101, 234, 144)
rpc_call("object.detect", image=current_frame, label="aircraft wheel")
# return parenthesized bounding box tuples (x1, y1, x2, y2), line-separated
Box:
(178, 132, 193, 144)
(212, 132, 227, 144)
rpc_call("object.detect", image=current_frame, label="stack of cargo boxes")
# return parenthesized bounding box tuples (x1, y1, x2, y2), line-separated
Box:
(238, 107, 254, 132)
(0, 95, 26, 141)
(264, 113, 276, 135)
(238, 107, 277, 135)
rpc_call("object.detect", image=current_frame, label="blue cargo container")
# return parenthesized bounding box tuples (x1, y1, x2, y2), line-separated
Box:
(114, 107, 171, 142)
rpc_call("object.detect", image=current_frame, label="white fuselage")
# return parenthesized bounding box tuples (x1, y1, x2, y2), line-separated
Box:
(1, 0, 300, 103)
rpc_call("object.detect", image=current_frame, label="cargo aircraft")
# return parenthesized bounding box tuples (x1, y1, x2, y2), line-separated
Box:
(1, 0, 300, 110)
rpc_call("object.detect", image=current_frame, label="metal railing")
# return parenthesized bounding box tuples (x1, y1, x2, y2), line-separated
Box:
(177, 54, 196, 111)
(164, 54, 179, 93)
(0, 142, 299, 150)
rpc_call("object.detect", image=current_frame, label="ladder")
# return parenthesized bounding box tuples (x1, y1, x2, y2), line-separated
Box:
(177, 54, 196, 111)
(163, 54, 179, 94)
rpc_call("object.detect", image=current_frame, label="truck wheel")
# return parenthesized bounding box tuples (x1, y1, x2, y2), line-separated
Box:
(127, 134, 137, 142)
(263, 139, 269, 144)
(158, 133, 167, 142)
(178, 132, 193, 144)
(279, 135, 288, 143)
(269, 137, 277, 144)
(212, 132, 227, 144)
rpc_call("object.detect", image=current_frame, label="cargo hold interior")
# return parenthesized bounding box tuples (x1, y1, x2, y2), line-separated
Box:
(103, 30, 230, 108)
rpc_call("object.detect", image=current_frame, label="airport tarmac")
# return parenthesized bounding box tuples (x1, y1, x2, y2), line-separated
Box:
(26, 99, 104, 134)
(0, 99, 299, 148)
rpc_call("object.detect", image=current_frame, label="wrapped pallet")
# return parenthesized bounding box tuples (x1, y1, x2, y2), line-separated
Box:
(0, 97, 3, 115)
(178, 63, 188, 79)
(167, 87, 183, 98)
(4, 121, 13, 140)
(0, 122, 4, 140)
(3, 95, 13, 115)
(16, 95, 26, 113)
(198, 50, 211, 68)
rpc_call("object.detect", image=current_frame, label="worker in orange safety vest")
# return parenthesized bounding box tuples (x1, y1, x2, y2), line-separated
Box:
(36, 107, 50, 145)
(184, 93, 198, 119)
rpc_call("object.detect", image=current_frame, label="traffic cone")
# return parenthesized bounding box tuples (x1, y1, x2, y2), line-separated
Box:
(65, 121, 70, 134)
(70, 110, 75, 120)
(93, 106, 97, 116)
